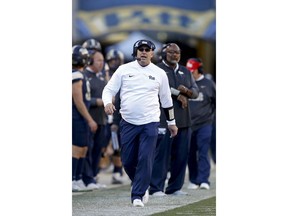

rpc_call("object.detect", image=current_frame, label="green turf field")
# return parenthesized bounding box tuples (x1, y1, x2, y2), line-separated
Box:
(152, 196, 216, 216)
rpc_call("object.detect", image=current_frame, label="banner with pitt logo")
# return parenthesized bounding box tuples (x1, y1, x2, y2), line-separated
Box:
(75, 0, 216, 43)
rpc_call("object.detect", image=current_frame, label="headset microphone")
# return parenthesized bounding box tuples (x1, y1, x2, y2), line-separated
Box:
(135, 57, 141, 61)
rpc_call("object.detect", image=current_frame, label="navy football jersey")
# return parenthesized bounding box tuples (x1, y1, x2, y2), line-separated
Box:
(72, 69, 91, 120)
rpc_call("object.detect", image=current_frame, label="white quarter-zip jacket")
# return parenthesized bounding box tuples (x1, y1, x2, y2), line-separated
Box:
(102, 60, 173, 125)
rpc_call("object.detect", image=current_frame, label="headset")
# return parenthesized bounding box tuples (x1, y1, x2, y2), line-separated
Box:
(161, 43, 169, 60)
(72, 45, 89, 67)
(131, 39, 156, 57)
(161, 43, 181, 60)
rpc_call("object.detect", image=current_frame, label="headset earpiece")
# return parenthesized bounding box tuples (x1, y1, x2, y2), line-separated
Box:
(132, 40, 141, 57)
(161, 43, 175, 60)
(161, 44, 169, 60)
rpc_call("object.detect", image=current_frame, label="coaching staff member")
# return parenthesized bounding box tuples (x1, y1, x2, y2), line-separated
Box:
(102, 39, 178, 207)
(149, 43, 199, 196)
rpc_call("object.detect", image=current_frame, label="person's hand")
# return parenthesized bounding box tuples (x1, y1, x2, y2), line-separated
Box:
(178, 85, 193, 98)
(88, 120, 98, 133)
(104, 103, 116, 115)
(168, 125, 178, 138)
(177, 94, 188, 108)
(178, 84, 188, 94)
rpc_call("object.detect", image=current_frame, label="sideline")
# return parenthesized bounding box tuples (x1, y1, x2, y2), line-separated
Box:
(72, 165, 216, 216)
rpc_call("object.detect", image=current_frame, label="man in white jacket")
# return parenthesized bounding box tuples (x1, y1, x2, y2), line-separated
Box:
(102, 39, 178, 207)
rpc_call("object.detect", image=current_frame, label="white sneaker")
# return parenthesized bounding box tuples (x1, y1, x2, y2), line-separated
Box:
(86, 183, 100, 190)
(133, 199, 144, 207)
(142, 190, 149, 204)
(112, 173, 124, 184)
(72, 180, 81, 192)
(151, 191, 167, 197)
(187, 182, 199, 190)
(199, 183, 210, 190)
(75, 180, 92, 191)
(171, 190, 188, 195)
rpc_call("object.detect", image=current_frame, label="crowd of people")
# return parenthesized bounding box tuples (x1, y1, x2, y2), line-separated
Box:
(72, 38, 216, 207)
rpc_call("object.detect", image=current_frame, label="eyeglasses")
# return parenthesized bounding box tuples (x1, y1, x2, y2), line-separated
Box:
(167, 51, 180, 55)
(138, 48, 151, 52)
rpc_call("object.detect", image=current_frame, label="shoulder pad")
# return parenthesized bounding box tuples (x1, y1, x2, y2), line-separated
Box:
(72, 71, 83, 81)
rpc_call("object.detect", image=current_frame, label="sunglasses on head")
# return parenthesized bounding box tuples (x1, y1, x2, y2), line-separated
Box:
(138, 48, 151, 52)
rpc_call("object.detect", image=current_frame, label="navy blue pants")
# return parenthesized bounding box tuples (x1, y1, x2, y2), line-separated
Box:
(150, 127, 192, 194)
(149, 132, 170, 194)
(82, 125, 106, 185)
(120, 120, 159, 202)
(188, 124, 212, 185)
(210, 120, 216, 164)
